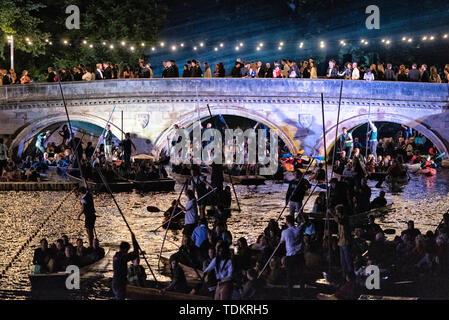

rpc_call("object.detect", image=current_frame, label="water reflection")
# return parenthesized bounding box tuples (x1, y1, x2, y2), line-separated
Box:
(0, 168, 448, 299)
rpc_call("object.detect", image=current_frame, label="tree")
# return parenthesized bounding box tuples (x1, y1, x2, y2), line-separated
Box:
(0, 0, 49, 61)
(0, 0, 167, 78)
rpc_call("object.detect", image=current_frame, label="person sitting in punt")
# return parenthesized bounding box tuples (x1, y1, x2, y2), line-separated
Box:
(53, 239, 66, 270)
(199, 230, 217, 263)
(264, 219, 281, 242)
(310, 162, 326, 183)
(25, 166, 41, 182)
(371, 191, 387, 209)
(85, 238, 105, 264)
(214, 223, 232, 246)
(172, 235, 202, 270)
(312, 191, 327, 215)
(32, 238, 55, 273)
(234, 237, 254, 272)
(61, 234, 71, 248)
(266, 256, 285, 286)
(363, 215, 383, 241)
(165, 256, 189, 293)
(59, 245, 80, 270)
(387, 159, 406, 177)
(317, 271, 360, 301)
(75, 238, 88, 263)
(162, 200, 184, 230)
(367, 232, 394, 269)
(191, 247, 217, 297)
(401, 220, 421, 242)
(240, 268, 264, 300)
(127, 256, 147, 287)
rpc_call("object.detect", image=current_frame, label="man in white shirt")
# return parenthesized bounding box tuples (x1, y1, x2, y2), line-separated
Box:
(367, 119, 378, 158)
(204, 243, 233, 300)
(364, 69, 375, 81)
(352, 62, 360, 80)
(280, 215, 306, 298)
(102, 124, 113, 161)
(179, 189, 198, 237)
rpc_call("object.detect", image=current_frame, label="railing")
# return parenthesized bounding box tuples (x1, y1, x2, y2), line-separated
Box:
(0, 78, 448, 106)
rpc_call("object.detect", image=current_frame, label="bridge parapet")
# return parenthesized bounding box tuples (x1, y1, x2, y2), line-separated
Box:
(1, 79, 449, 159)
(0, 79, 448, 109)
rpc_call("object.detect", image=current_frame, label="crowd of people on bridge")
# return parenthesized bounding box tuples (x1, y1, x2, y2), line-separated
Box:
(2, 56, 449, 85)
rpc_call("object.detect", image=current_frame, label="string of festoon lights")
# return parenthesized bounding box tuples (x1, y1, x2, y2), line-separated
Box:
(10, 32, 449, 53)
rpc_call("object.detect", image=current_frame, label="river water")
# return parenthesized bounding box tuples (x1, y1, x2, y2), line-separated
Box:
(0, 169, 448, 299)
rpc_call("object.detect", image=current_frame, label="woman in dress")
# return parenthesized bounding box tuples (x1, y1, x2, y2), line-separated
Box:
(20, 70, 32, 84)
(203, 62, 212, 78)
(430, 66, 442, 83)
(214, 62, 226, 77)
(309, 61, 318, 79)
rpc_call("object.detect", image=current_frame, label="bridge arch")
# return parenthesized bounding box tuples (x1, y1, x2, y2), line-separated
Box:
(152, 105, 298, 156)
(317, 112, 449, 157)
(10, 113, 124, 157)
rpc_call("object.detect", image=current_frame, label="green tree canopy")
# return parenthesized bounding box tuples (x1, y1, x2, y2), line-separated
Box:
(0, 0, 49, 60)
(0, 0, 167, 78)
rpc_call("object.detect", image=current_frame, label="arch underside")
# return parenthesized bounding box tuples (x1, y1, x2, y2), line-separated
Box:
(317, 113, 448, 158)
(153, 106, 299, 156)
(10, 113, 124, 157)
(11, 108, 449, 161)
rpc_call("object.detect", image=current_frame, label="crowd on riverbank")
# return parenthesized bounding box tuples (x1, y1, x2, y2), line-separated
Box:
(2, 57, 449, 85)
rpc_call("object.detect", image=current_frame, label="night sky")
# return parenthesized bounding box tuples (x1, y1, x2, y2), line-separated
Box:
(146, 0, 449, 76)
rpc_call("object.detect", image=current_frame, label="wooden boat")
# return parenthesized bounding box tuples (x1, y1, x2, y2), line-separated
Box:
(169, 172, 192, 184)
(126, 285, 211, 300)
(159, 256, 204, 286)
(67, 173, 175, 192)
(420, 168, 437, 176)
(404, 163, 421, 173)
(308, 204, 394, 224)
(224, 175, 266, 186)
(368, 172, 388, 181)
(131, 154, 155, 161)
(385, 175, 408, 186)
(29, 248, 110, 298)
(161, 215, 184, 230)
(358, 295, 419, 300)
(127, 178, 176, 192)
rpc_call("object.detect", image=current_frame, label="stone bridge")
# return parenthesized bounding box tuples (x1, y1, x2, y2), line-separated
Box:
(0, 78, 448, 159)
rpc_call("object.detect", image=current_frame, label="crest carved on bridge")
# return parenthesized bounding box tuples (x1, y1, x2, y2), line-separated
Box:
(298, 114, 314, 129)
(137, 113, 150, 129)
